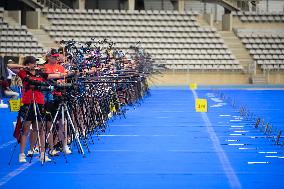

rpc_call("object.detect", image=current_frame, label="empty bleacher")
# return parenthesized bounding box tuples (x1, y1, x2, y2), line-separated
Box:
(232, 11, 284, 22)
(235, 29, 284, 70)
(42, 8, 242, 71)
(0, 7, 45, 57)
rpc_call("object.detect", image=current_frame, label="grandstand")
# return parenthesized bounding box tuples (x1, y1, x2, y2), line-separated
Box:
(1, 1, 284, 189)
(0, 7, 44, 57)
(0, 0, 284, 84)
(235, 28, 284, 70)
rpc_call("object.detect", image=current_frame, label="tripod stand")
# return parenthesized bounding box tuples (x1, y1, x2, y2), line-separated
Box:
(46, 95, 85, 157)
(9, 90, 47, 165)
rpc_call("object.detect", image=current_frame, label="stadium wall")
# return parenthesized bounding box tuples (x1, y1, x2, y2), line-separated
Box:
(258, 0, 284, 12)
(150, 72, 284, 86)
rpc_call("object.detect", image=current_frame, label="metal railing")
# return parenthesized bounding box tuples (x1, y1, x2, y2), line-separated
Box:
(218, 0, 262, 12)
(222, 0, 239, 9)
(36, 0, 70, 9)
(248, 61, 255, 75)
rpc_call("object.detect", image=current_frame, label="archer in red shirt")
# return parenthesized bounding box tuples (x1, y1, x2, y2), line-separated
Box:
(8, 55, 66, 163)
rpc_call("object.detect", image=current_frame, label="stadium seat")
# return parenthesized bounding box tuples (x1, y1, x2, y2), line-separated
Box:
(7, 7, 238, 71)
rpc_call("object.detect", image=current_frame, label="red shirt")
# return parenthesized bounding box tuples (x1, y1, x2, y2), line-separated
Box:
(18, 70, 48, 105)
(44, 63, 65, 75)
(44, 63, 65, 96)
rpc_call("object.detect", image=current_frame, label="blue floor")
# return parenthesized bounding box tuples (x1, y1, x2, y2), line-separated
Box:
(0, 87, 284, 189)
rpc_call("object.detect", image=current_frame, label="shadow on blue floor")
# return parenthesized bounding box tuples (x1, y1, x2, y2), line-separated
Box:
(0, 87, 284, 189)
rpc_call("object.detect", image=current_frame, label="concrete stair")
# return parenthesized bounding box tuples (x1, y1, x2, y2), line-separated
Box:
(28, 28, 58, 50)
(218, 31, 254, 73)
(4, 10, 57, 52)
(196, 15, 210, 27)
(3, 12, 19, 26)
(213, 21, 222, 31)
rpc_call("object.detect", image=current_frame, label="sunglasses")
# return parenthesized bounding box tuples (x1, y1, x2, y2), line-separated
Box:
(49, 56, 58, 60)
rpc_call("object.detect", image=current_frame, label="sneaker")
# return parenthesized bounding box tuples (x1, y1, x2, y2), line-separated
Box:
(27, 150, 34, 157)
(27, 148, 39, 157)
(33, 148, 39, 154)
(40, 153, 51, 162)
(63, 145, 72, 155)
(48, 149, 60, 156)
(19, 153, 27, 163)
(53, 143, 62, 151)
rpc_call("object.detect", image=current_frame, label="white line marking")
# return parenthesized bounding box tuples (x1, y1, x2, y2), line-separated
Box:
(0, 161, 37, 187)
(192, 90, 241, 189)
(210, 98, 223, 102)
(234, 131, 248, 133)
(0, 140, 16, 150)
(248, 162, 269, 164)
(229, 127, 243, 131)
(239, 148, 256, 150)
(265, 156, 278, 158)
(249, 136, 267, 138)
(228, 144, 245, 146)
(234, 118, 243, 120)
(210, 104, 223, 108)
(220, 115, 231, 117)
(210, 103, 227, 108)
(258, 152, 278, 154)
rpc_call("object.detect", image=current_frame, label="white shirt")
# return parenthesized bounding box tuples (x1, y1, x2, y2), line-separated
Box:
(7, 68, 16, 79)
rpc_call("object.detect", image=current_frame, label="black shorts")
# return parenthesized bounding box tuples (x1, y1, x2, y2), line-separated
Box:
(19, 104, 45, 122)
(44, 98, 61, 122)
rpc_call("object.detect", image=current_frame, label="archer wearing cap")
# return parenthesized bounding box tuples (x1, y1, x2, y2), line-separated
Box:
(44, 48, 73, 155)
(45, 49, 64, 75)
(7, 55, 69, 163)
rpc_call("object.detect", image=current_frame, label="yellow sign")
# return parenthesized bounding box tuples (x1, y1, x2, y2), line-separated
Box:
(195, 98, 207, 112)
(189, 83, 197, 90)
(9, 99, 21, 112)
(109, 102, 116, 113)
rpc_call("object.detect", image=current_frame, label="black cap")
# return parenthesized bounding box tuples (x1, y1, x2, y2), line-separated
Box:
(23, 56, 38, 65)
(48, 48, 60, 57)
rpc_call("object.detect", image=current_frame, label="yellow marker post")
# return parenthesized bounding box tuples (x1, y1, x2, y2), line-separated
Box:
(189, 83, 197, 90)
(9, 99, 21, 112)
(195, 98, 207, 112)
